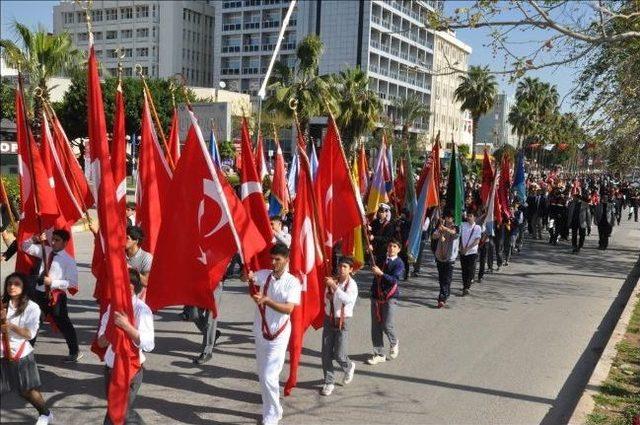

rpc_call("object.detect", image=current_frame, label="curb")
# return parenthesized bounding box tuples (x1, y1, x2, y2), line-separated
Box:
(569, 256, 640, 424)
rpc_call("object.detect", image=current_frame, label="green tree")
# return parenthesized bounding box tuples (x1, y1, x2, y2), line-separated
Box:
(331, 67, 381, 152)
(454, 65, 497, 159)
(0, 78, 16, 121)
(392, 93, 430, 145)
(264, 35, 334, 136)
(1, 22, 83, 128)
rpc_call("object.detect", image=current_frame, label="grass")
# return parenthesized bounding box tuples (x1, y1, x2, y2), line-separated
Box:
(587, 292, 640, 425)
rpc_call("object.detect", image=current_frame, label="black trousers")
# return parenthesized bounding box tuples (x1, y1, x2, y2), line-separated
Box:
(413, 233, 427, 273)
(436, 260, 454, 302)
(460, 254, 477, 290)
(32, 290, 79, 356)
(494, 234, 504, 267)
(103, 367, 144, 424)
(598, 224, 612, 249)
(571, 227, 586, 250)
(478, 240, 494, 280)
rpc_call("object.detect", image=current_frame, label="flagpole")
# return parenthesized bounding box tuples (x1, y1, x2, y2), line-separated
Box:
(135, 65, 176, 171)
(17, 75, 51, 291)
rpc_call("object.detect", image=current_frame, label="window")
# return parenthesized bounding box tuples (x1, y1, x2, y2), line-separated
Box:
(121, 29, 132, 39)
(124, 48, 133, 57)
(121, 7, 132, 19)
(76, 11, 87, 22)
(95, 50, 102, 58)
(108, 68, 118, 77)
(136, 5, 149, 18)
(136, 28, 149, 38)
(94, 32, 103, 40)
(77, 32, 89, 42)
(106, 30, 118, 40)
(105, 8, 117, 20)
(136, 47, 149, 57)
(63, 12, 74, 24)
(123, 67, 133, 77)
(106, 49, 118, 58)
(141, 66, 149, 75)
(92, 10, 102, 22)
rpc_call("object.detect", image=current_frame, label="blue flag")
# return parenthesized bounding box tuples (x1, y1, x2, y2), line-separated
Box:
(286, 148, 299, 200)
(310, 143, 319, 182)
(513, 150, 526, 202)
(209, 129, 221, 167)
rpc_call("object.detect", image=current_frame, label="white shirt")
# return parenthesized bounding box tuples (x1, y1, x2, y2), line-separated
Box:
(272, 231, 291, 248)
(0, 300, 40, 359)
(253, 270, 301, 337)
(22, 240, 78, 293)
(460, 222, 482, 256)
(324, 276, 358, 318)
(98, 295, 155, 368)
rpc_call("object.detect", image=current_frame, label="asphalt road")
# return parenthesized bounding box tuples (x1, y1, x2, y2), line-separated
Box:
(1, 218, 639, 424)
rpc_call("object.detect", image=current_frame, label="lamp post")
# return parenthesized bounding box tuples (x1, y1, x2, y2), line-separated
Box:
(215, 80, 226, 103)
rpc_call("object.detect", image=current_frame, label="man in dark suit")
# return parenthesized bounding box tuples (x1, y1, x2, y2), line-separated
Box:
(367, 240, 404, 365)
(595, 192, 616, 250)
(566, 192, 591, 253)
(369, 204, 397, 265)
(526, 187, 546, 239)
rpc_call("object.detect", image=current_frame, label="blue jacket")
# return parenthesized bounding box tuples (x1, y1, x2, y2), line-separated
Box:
(370, 257, 404, 300)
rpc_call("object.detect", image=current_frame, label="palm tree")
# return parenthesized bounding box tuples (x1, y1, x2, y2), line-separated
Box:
(1, 22, 83, 125)
(454, 65, 498, 159)
(513, 77, 560, 145)
(508, 100, 535, 148)
(331, 67, 381, 151)
(264, 35, 333, 136)
(392, 93, 430, 143)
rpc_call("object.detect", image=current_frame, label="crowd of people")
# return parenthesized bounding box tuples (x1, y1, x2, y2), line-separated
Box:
(0, 167, 639, 425)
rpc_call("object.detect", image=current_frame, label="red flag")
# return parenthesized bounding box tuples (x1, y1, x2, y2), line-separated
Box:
(357, 143, 369, 196)
(270, 140, 290, 214)
(480, 149, 494, 205)
(417, 132, 441, 196)
(254, 130, 268, 181)
(498, 155, 512, 219)
(167, 108, 181, 163)
(315, 116, 364, 248)
(111, 82, 127, 217)
(87, 44, 140, 425)
(239, 118, 272, 269)
(136, 91, 172, 254)
(285, 135, 325, 396)
(393, 158, 406, 211)
(49, 110, 94, 212)
(146, 111, 268, 313)
(14, 82, 60, 274)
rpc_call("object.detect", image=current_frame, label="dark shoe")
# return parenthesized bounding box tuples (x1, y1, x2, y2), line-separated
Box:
(193, 353, 213, 365)
(411, 271, 420, 277)
(178, 312, 190, 321)
(63, 352, 84, 363)
(477, 278, 483, 284)
(503, 261, 509, 266)
(214, 330, 222, 345)
(496, 266, 501, 272)
(462, 289, 469, 296)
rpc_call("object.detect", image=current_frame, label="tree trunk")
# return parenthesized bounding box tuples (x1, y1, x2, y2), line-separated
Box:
(472, 115, 479, 159)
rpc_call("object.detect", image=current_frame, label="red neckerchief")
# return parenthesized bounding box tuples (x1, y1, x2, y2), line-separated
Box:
(258, 274, 289, 341)
(328, 277, 350, 330)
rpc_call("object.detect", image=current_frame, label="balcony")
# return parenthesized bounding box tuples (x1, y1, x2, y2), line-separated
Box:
(221, 45, 241, 53)
(281, 42, 296, 50)
(223, 1, 242, 9)
(262, 43, 276, 51)
(221, 68, 241, 75)
(223, 23, 242, 31)
(242, 67, 260, 74)
(262, 20, 280, 29)
(243, 44, 260, 52)
(244, 21, 260, 29)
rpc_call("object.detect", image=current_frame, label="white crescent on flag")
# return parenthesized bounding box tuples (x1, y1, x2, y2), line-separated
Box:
(199, 178, 229, 238)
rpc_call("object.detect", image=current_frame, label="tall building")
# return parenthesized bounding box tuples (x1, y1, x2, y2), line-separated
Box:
(476, 93, 517, 149)
(429, 30, 472, 152)
(214, 0, 443, 136)
(53, 0, 215, 86)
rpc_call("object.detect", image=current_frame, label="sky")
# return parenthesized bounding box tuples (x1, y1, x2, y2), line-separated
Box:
(1, 0, 581, 111)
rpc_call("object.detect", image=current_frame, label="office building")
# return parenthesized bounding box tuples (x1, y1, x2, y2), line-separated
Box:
(53, 0, 215, 86)
(476, 93, 518, 149)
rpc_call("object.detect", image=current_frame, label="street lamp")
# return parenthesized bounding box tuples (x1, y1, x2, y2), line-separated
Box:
(215, 81, 227, 102)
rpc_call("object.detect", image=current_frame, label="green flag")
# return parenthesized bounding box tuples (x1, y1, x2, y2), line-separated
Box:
(444, 143, 464, 225)
(404, 150, 417, 214)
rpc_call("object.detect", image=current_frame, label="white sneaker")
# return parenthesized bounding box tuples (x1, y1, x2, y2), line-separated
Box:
(343, 361, 355, 385)
(389, 342, 399, 359)
(320, 383, 335, 396)
(366, 354, 386, 365)
(36, 412, 53, 425)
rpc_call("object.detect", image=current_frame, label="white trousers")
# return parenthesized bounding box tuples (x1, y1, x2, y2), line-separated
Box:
(255, 326, 290, 425)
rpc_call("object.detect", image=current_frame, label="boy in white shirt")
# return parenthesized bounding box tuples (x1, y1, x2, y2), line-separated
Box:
(97, 269, 155, 425)
(459, 212, 482, 296)
(320, 256, 358, 396)
(243, 244, 300, 425)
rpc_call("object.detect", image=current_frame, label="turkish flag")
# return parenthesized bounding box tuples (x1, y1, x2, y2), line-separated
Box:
(269, 140, 290, 215)
(87, 44, 140, 425)
(480, 149, 494, 205)
(285, 136, 325, 396)
(315, 116, 364, 248)
(14, 81, 60, 274)
(111, 83, 127, 218)
(239, 118, 272, 270)
(167, 108, 181, 164)
(254, 129, 268, 181)
(146, 111, 268, 313)
(48, 110, 94, 212)
(136, 91, 172, 254)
